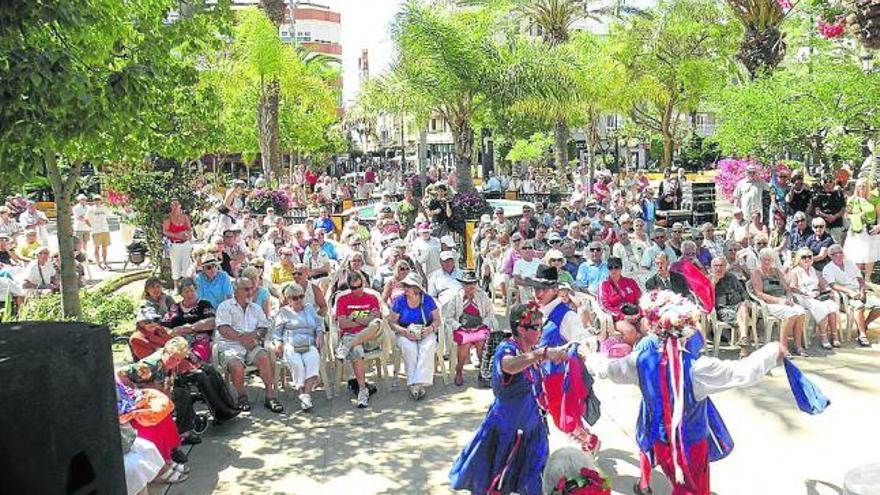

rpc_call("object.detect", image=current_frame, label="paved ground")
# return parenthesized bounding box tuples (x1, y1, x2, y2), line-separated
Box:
(157, 332, 880, 495)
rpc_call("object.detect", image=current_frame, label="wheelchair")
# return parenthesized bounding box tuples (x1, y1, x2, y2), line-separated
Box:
(113, 334, 213, 434)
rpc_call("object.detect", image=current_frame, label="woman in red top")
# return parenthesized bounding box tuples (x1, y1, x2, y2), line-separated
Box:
(599, 257, 643, 345)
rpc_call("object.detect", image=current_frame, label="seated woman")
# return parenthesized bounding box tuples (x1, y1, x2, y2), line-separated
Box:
(751, 248, 808, 356)
(389, 273, 441, 401)
(599, 257, 643, 346)
(445, 270, 499, 387)
(140, 276, 174, 323)
(117, 381, 187, 487)
(292, 263, 328, 317)
(160, 278, 216, 362)
(381, 259, 411, 305)
(117, 337, 199, 445)
(543, 249, 575, 285)
(788, 247, 841, 349)
(272, 283, 325, 412)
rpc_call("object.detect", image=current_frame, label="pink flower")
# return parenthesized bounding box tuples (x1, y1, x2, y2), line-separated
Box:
(776, 0, 793, 10)
(556, 477, 568, 491)
(817, 20, 845, 39)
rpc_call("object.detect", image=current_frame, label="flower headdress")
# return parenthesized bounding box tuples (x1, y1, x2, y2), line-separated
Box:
(550, 467, 611, 495)
(512, 301, 543, 330)
(639, 290, 704, 340)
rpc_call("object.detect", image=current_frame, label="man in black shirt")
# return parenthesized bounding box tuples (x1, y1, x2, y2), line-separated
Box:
(427, 183, 453, 235)
(809, 174, 846, 242)
(785, 170, 812, 220)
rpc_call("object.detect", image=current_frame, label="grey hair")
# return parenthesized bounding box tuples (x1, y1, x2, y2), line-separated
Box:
(240, 266, 260, 280)
(758, 247, 776, 260)
(282, 283, 304, 299)
(542, 447, 597, 495)
(233, 277, 253, 291)
(653, 251, 669, 263)
(681, 240, 697, 253)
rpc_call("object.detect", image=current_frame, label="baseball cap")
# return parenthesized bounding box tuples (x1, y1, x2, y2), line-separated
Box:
(440, 235, 456, 247)
(440, 251, 457, 262)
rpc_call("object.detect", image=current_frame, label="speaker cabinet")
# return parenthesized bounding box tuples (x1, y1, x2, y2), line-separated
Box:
(0, 322, 125, 494)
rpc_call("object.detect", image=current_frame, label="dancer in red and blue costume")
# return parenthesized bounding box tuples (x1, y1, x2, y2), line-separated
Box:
(583, 290, 828, 495)
(450, 303, 572, 495)
(529, 264, 602, 454)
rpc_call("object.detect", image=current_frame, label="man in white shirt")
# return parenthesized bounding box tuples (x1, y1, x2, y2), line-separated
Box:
(513, 241, 542, 302)
(18, 201, 49, 244)
(410, 224, 441, 276)
(21, 246, 56, 291)
(428, 251, 463, 307)
(214, 277, 282, 413)
(733, 163, 768, 220)
(725, 208, 749, 243)
(822, 244, 880, 347)
(87, 195, 111, 269)
(72, 194, 91, 251)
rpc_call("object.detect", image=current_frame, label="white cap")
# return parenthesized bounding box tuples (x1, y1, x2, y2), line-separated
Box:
(440, 251, 457, 262)
(440, 235, 456, 247)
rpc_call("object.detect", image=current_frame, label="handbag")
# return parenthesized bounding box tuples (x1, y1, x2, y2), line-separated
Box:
(458, 312, 484, 328)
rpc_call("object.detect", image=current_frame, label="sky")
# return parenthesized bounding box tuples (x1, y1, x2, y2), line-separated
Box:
(319, 0, 404, 105)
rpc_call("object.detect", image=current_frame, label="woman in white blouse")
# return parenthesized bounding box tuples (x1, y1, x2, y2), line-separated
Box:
(787, 247, 841, 349)
(445, 271, 499, 387)
(273, 283, 324, 411)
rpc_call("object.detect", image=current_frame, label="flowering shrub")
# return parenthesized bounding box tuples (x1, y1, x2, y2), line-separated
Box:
(448, 192, 492, 234)
(246, 188, 292, 215)
(808, 0, 847, 38)
(715, 158, 793, 202)
(105, 189, 130, 207)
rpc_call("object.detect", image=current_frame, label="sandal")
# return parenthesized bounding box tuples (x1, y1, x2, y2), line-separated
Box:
(857, 336, 871, 347)
(264, 397, 284, 413)
(821, 341, 832, 350)
(173, 462, 191, 475)
(236, 395, 251, 412)
(156, 467, 189, 484)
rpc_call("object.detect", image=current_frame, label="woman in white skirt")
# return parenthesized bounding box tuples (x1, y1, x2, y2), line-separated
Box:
(788, 247, 841, 349)
(843, 178, 880, 281)
(751, 248, 808, 356)
(272, 283, 325, 411)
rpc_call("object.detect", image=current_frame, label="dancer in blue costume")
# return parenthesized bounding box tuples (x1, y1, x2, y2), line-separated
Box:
(583, 290, 828, 495)
(450, 303, 572, 495)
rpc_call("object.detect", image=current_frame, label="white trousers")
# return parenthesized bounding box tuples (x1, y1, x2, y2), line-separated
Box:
(168, 241, 192, 280)
(397, 334, 437, 386)
(282, 344, 320, 389)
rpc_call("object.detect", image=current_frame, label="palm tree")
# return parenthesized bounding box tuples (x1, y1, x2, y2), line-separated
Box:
(257, 0, 287, 175)
(727, 0, 792, 79)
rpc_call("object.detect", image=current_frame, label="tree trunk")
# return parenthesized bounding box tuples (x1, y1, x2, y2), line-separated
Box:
(554, 119, 569, 169)
(257, 80, 281, 177)
(450, 114, 476, 193)
(418, 125, 428, 185)
(44, 152, 83, 318)
(660, 106, 674, 170)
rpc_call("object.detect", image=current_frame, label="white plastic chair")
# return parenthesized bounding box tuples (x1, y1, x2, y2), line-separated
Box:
(328, 288, 393, 395)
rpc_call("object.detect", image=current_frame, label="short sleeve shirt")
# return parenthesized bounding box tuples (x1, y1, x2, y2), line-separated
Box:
(336, 290, 380, 335)
(822, 260, 860, 292)
(812, 189, 845, 228)
(214, 299, 269, 343)
(391, 293, 438, 327)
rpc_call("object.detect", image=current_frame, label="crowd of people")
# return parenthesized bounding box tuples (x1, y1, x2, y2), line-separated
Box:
(1, 160, 877, 494)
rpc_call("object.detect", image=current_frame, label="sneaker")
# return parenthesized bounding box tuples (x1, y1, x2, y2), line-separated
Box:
(416, 386, 427, 401)
(300, 393, 313, 411)
(336, 345, 349, 361)
(356, 388, 370, 408)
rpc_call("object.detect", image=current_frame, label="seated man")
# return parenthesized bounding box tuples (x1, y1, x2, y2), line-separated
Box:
(645, 252, 691, 298)
(822, 244, 880, 347)
(214, 277, 282, 413)
(20, 245, 56, 292)
(710, 257, 754, 358)
(196, 253, 233, 309)
(428, 251, 463, 308)
(335, 272, 382, 409)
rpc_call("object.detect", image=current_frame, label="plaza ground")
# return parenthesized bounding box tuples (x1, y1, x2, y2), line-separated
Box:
(158, 339, 880, 495)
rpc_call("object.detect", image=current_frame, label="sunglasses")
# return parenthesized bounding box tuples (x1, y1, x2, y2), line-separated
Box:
(398, 266, 410, 272)
(589, 247, 602, 252)
(608, 265, 622, 270)
(550, 258, 564, 262)
(520, 325, 541, 332)
(694, 236, 704, 241)
(349, 283, 363, 289)
(801, 255, 813, 259)
(292, 271, 303, 276)
(795, 219, 805, 223)
(204, 265, 218, 270)
(290, 295, 305, 301)
(254, 264, 264, 268)
(813, 225, 825, 229)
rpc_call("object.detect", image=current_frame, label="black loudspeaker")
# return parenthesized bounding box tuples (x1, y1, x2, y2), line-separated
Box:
(0, 322, 125, 494)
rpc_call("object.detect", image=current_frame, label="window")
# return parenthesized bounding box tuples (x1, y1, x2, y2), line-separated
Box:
(430, 119, 438, 132)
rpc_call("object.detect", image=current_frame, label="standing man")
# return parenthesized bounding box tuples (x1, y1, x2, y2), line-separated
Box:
(72, 194, 91, 252)
(733, 163, 768, 220)
(810, 174, 846, 243)
(18, 201, 49, 244)
(215, 277, 282, 413)
(87, 194, 111, 269)
(785, 170, 812, 221)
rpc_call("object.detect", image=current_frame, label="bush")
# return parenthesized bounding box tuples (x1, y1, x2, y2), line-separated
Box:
(246, 188, 292, 215)
(18, 290, 136, 335)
